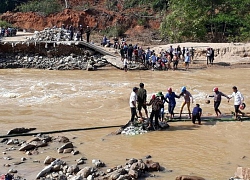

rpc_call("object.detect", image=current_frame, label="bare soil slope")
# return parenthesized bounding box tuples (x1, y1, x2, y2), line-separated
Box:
(0, 0, 161, 41)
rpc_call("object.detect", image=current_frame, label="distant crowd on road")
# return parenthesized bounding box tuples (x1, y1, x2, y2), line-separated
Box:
(59, 24, 91, 42)
(0, 27, 17, 38)
(100, 35, 216, 71)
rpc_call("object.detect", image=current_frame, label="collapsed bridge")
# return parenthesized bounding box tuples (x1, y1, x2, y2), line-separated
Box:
(0, 40, 127, 70)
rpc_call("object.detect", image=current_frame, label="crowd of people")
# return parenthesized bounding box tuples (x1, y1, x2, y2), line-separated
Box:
(59, 24, 91, 42)
(129, 83, 245, 130)
(0, 27, 17, 38)
(99, 35, 220, 70)
(120, 44, 196, 71)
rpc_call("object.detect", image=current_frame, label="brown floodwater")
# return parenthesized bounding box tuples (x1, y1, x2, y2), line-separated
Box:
(0, 66, 249, 180)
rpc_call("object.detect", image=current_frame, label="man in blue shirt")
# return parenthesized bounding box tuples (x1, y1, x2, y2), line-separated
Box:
(192, 104, 202, 125)
(165, 87, 180, 120)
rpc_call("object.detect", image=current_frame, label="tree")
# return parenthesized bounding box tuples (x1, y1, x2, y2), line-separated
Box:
(160, 0, 207, 42)
(0, 0, 29, 13)
(160, 0, 250, 42)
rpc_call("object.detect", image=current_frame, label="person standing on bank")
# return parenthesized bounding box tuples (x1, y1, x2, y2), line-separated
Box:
(179, 86, 193, 119)
(123, 55, 128, 72)
(79, 25, 83, 41)
(192, 104, 202, 125)
(228, 86, 245, 119)
(86, 26, 91, 43)
(130, 87, 139, 123)
(137, 83, 149, 120)
(207, 87, 230, 117)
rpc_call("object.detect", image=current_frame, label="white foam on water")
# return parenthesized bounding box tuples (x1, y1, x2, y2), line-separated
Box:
(0, 77, 131, 106)
(2, 92, 20, 98)
(192, 87, 207, 101)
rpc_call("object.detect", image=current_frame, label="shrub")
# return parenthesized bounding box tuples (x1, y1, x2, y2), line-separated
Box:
(101, 25, 126, 38)
(0, 20, 13, 28)
(17, 0, 63, 16)
(105, 0, 118, 11)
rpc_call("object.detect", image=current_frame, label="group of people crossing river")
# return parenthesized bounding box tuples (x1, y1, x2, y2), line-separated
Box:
(129, 83, 245, 130)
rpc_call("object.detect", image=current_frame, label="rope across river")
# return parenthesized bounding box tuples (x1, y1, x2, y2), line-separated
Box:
(1, 112, 249, 139)
(0, 125, 123, 139)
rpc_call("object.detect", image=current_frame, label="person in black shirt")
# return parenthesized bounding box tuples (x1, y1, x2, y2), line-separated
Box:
(86, 26, 91, 43)
(137, 83, 148, 120)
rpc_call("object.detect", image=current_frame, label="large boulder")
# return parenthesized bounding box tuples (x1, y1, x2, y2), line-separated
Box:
(7, 127, 36, 135)
(234, 167, 250, 179)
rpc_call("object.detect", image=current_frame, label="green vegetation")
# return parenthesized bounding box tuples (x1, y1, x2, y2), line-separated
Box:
(160, 0, 250, 42)
(0, 0, 29, 13)
(73, 2, 91, 11)
(17, 0, 63, 16)
(101, 25, 126, 38)
(123, 0, 168, 11)
(0, 20, 13, 28)
(105, 0, 118, 11)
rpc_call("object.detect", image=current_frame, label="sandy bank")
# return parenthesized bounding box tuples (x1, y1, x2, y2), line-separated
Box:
(1, 32, 250, 67)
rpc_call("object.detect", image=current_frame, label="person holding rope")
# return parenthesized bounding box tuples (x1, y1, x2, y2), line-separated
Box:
(164, 87, 179, 120)
(146, 93, 163, 130)
(228, 86, 245, 119)
(207, 87, 230, 117)
(157, 91, 168, 122)
(130, 87, 139, 124)
(137, 83, 148, 120)
(179, 86, 193, 119)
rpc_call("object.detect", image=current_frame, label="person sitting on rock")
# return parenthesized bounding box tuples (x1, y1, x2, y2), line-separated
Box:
(101, 35, 108, 47)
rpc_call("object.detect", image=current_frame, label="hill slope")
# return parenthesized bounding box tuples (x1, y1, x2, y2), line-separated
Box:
(0, 0, 162, 42)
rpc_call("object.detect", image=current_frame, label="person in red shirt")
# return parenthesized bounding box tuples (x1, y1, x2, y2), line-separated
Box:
(208, 87, 230, 117)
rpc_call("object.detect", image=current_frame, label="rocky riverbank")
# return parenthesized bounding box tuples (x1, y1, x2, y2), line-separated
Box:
(0, 127, 164, 180)
(2, 126, 242, 180)
(0, 52, 108, 71)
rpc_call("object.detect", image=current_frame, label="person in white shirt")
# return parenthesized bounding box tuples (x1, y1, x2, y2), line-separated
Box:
(184, 52, 191, 70)
(130, 87, 139, 123)
(123, 56, 128, 72)
(229, 86, 245, 119)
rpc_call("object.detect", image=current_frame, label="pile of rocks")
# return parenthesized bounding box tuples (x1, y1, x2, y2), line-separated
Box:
(229, 167, 250, 180)
(121, 125, 148, 136)
(0, 134, 162, 180)
(0, 53, 109, 70)
(29, 28, 76, 42)
(35, 157, 161, 180)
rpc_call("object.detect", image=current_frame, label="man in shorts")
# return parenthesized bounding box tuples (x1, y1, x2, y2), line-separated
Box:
(179, 86, 193, 119)
(137, 83, 148, 120)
